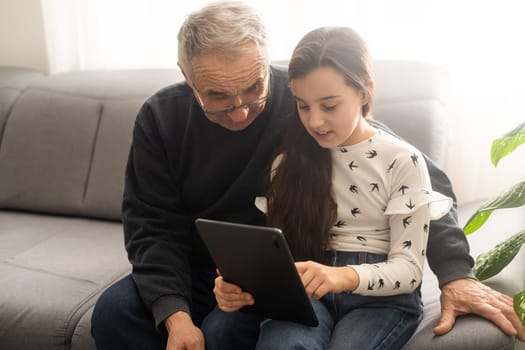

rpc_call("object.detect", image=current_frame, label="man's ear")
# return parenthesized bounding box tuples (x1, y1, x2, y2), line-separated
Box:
(178, 62, 193, 88)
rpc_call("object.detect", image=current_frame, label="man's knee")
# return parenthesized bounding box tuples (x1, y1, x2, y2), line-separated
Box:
(202, 308, 262, 350)
(92, 275, 141, 334)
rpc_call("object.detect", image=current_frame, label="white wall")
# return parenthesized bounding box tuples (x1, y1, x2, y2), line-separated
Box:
(0, 0, 49, 73)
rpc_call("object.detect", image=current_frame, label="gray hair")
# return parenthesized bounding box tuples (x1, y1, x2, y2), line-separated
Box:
(177, 1, 268, 76)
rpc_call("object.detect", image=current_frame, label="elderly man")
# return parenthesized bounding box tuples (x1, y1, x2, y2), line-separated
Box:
(91, 1, 524, 349)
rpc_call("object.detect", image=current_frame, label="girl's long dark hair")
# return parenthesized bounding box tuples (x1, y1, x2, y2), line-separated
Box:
(266, 27, 374, 262)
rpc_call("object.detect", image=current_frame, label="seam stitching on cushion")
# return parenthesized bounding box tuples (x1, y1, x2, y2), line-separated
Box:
(61, 269, 131, 350)
(2, 260, 99, 285)
(0, 87, 25, 92)
(24, 86, 153, 101)
(0, 91, 22, 151)
(82, 103, 103, 204)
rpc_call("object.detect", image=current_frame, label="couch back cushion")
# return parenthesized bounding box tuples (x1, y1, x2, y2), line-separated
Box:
(0, 67, 45, 138)
(0, 70, 183, 220)
(0, 60, 449, 222)
(372, 60, 449, 168)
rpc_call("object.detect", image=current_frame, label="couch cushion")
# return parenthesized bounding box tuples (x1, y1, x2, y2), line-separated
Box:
(0, 69, 183, 221)
(403, 264, 515, 349)
(71, 306, 96, 350)
(373, 60, 449, 169)
(0, 211, 130, 349)
(0, 67, 45, 138)
(403, 200, 524, 349)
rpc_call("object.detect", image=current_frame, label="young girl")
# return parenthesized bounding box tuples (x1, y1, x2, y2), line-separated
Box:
(214, 26, 452, 350)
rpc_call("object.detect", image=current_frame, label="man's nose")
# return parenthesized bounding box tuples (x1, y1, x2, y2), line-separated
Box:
(229, 105, 249, 122)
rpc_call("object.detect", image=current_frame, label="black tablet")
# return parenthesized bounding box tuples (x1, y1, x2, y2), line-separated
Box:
(195, 218, 319, 327)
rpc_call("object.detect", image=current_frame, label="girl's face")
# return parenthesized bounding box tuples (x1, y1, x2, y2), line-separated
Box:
(290, 66, 372, 148)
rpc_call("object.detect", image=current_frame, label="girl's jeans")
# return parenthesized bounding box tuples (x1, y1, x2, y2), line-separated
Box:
(256, 251, 423, 350)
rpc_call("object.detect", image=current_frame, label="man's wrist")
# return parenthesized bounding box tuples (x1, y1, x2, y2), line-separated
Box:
(164, 310, 192, 333)
(152, 295, 191, 330)
(433, 259, 476, 288)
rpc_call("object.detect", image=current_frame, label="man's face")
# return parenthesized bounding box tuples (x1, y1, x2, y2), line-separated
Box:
(188, 42, 270, 131)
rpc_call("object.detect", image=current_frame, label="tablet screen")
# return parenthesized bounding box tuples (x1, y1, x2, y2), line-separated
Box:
(195, 218, 318, 327)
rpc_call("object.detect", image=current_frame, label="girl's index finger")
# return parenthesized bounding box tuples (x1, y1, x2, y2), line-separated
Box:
(295, 261, 307, 274)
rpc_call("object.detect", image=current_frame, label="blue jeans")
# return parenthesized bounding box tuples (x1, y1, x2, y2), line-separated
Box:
(256, 251, 423, 350)
(201, 251, 423, 349)
(91, 274, 263, 349)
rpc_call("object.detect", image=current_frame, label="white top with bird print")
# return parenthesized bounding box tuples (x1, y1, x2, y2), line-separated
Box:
(330, 130, 451, 295)
(255, 130, 452, 296)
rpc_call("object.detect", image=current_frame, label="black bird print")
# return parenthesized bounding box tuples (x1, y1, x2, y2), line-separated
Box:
(370, 183, 379, 192)
(382, 206, 387, 212)
(406, 199, 415, 210)
(387, 159, 397, 173)
(367, 280, 375, 290)
(339, 147, 348, 153)
(423, 224, 429, 233)
(410, 153, 419, 166)
(398, 185, 409, 194)
(393, 281, 401, 290)
(421, 189, 430, 195)
(378, 279, 385, 288)
(402, 216, 412, 228)
(335, 220, 346, 228)
(351, 208, 361, 217)
(366, 150, 378, 158)
(402, 240, 412, 249)
(356, 236, 367, 245)
(422, 249, 425, 256)
(349, 185, 358, 194)
(348, 161, 358, 170)
(410, 279, 417, 288)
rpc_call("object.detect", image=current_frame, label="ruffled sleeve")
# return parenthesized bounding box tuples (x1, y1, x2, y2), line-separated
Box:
(384, 188, 452, 220)
(253, 154, 283, 215)
(255, 196, 268, 214)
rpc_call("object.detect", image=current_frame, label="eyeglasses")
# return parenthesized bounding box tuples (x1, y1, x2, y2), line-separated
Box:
(192, 71, 271, 117)
(198, 91, 271, 117)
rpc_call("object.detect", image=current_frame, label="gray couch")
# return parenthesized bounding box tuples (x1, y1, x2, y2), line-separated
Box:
(0, 62, 522, 350)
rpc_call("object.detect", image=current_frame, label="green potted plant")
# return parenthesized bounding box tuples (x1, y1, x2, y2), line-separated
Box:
(463, 121, 525, 330)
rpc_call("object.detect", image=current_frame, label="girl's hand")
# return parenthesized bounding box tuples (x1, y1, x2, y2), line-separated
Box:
(213, 270, 254, 312)
(295, 261, 359, 299)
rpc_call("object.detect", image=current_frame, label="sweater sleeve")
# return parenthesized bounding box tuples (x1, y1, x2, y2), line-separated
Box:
(123, 102, 193, 329)
(352, 149, 452, 295)
(423, 155, 476, 286)
(352, 206, 430, 295)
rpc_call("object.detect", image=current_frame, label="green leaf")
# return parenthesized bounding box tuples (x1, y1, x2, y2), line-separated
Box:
(473, 230, 525, 281)
(463, 181, 525, 234)
(514, 290, 525, 330)
(491, 122, 525, 166)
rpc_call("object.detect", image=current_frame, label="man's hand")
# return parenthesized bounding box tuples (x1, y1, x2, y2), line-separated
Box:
(164, 311, 205, 350)
(214, 272, 254, 312)
(434, 278, 525, 342)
